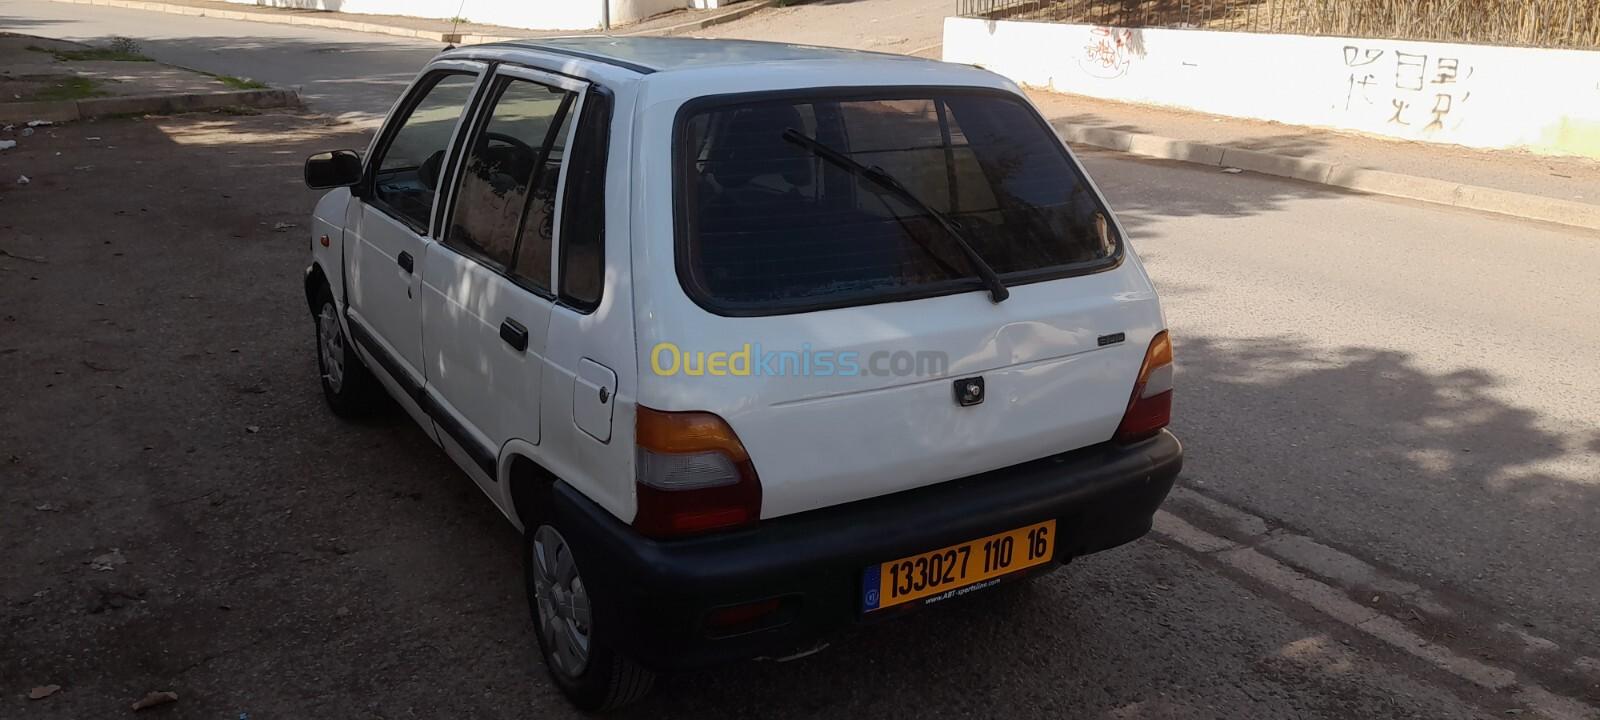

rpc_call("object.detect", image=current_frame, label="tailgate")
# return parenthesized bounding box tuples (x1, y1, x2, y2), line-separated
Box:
(640, 265, 1164, 519)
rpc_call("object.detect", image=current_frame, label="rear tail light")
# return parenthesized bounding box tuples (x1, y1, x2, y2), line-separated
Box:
(634, 407, 762, 538)
(1115, 330, 1173, 443)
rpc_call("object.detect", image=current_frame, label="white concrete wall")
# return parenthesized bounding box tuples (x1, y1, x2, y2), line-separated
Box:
(228, 0, 683, 30)
(944, 17, 1600, 158)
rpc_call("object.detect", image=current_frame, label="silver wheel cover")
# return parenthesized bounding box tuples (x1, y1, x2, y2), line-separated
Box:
(317, 302, 345, 393)
(532, 525, 592, 677)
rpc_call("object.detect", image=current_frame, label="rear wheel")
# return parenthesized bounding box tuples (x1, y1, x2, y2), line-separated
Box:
(525, 522, 654, 711)
(313, 286, 377, 417)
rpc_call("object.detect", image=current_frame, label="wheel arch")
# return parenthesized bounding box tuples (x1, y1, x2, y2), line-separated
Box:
(502, 449, 559, 533)
(304, 262, 331, 315)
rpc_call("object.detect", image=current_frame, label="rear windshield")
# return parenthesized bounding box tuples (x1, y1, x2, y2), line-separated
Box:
(676, 89, 1119, 315)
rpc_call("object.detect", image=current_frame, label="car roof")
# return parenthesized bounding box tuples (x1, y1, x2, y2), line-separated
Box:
(443, 36, 1018, 104)
(479, 36, 947, 76)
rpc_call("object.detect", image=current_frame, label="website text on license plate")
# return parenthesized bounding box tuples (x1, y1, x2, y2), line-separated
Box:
(861, 520, 1056, 612)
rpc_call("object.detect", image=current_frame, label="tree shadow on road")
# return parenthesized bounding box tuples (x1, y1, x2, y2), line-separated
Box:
(1173, 333, 1600, 655)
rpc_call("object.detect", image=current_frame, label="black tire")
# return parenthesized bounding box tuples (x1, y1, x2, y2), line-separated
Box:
(312, 285, 378, 418)
(524, 519, 655, 712)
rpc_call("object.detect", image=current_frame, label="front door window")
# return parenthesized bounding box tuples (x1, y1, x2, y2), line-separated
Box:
(371, 73, 480, 232)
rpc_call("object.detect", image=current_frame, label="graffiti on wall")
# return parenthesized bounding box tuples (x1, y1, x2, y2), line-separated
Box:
(1081, 27, 1138, 79)
(1342, 44, 1475, 133)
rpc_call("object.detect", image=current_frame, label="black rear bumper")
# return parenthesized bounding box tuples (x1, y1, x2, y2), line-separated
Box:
(551, 430, 1183, 672)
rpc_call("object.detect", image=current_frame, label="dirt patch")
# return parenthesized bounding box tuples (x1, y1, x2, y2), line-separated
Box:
(0, 109, 550, 718)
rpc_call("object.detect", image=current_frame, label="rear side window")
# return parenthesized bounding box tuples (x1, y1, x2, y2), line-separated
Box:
(676, 89, 1119, 315)
(557, 89, 611, 312)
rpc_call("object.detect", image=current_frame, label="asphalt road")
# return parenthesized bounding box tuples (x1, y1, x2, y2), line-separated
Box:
(1075, 146, 1600, 654)
(4, 1, 1599, 717)
(3, 0, 439, 120)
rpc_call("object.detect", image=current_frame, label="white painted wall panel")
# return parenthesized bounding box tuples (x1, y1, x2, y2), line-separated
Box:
(944, 17, 1600, 158)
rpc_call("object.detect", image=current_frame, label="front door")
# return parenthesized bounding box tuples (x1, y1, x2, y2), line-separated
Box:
(345, 67, 482, 399)
(421, 67, 589, 490)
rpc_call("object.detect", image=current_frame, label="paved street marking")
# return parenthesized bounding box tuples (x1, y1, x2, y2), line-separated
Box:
(1151, 510, 1238, 553)
(1154, 508, 1599, 720)
(1166, 486, 1270, 539)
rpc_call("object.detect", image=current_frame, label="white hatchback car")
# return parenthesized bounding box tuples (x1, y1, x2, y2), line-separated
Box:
(302, 37, 1182, 710)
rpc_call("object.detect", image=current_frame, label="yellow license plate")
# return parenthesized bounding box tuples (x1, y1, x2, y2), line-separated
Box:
(862, 519, 1056, 613)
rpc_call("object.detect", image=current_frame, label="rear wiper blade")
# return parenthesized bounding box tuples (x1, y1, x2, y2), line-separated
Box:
(781, 128, 1009, 303)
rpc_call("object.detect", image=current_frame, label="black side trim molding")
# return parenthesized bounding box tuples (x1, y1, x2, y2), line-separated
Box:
(344, 311, 498, 480)
(344, 313, 422, 400)
(419, 389, 498, 479)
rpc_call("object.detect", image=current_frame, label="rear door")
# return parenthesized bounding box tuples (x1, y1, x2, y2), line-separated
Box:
(644, 88, 1165, 518)
(420, 66, 587, 490)
(539, 83, 632, 518)
(345, 65, 482, 404)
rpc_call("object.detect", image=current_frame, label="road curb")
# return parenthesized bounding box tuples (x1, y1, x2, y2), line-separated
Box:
(1051, 121, 1600, 232)
(0, 88, 300, 124)
(42, 0, 790, 45)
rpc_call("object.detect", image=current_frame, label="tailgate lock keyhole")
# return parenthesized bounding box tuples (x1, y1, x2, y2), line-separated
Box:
(598, 386, 610, 404)
(954, 376, 985, 407)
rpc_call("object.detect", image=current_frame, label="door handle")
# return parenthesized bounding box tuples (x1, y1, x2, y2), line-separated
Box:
(500, 318, 528, 352)
(397, 250, 414, 274)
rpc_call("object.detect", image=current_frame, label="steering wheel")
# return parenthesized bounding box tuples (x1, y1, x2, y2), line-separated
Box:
(484, 131, 535, 154)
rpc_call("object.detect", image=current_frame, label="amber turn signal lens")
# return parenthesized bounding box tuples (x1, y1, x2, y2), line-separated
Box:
(1145, 331, 1173, 372)
(636, 407, 750, 462)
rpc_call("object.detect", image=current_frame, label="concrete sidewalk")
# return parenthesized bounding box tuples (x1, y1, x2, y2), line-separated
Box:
(1030, 92, 1600, 208)
(0, 33, 296, 122)
(1028, 91, 1600, 230)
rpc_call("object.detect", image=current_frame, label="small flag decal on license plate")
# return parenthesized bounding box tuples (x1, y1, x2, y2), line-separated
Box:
(862, 565, 883, 611)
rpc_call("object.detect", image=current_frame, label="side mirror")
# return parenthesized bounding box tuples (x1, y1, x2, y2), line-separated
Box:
(304, 149, 362, 190)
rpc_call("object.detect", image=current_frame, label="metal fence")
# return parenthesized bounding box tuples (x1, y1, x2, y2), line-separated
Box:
(954, 0, 1600, 50)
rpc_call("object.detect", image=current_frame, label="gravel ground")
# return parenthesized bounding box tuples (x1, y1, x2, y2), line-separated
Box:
(0, 110, 1514, 718)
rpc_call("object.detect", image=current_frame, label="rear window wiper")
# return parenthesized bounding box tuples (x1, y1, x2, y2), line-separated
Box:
(781, 128, 1010, 303)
